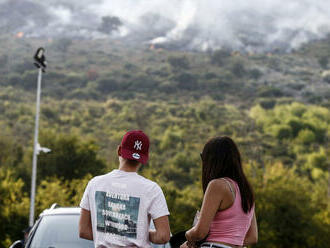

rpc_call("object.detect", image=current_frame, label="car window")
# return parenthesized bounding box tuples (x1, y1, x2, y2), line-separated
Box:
(29, 214, 94, 248)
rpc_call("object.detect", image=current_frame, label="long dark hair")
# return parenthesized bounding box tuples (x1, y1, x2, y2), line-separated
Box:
(201, 136, 254, 213)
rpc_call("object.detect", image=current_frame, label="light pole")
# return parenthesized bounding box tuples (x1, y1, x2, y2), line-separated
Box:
(29, 48, 49, 227)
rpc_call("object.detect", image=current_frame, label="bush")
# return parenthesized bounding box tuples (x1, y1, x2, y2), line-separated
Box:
(258, 86, 284, 97)
(253, 164, 330, 248)
(21, 70, 37, 90)
(96, 78, 119, 93)
(128, 75, 158, 91)
(37, 133, 106, 180)
(6, 73, 21, 87)
(98, 16, 122, 34)
(318, 56, 328, 69)
(0, 55, 8, 67)
(168, 56, 190, 70)
(174, 72, 198, 90)
(204, 72, 217, 79)
(321, 70, 330, 84)
(210, 49, 231, 66)
(296, 129, 316, 145)
(272, 125, 292, 140)
(287, 119, 304, 137)
(259, 99, 276, 109)
(13, 60, 35, 74)
(52, 38, 73, 54)
(230, 59, 246, 78)
(249, 68, 263, 80)
(307, 149, 327, 171)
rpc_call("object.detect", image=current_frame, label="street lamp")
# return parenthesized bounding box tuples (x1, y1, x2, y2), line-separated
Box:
(29, 48, 51, 226)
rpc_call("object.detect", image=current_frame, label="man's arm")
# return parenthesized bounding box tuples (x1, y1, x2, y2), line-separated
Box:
(149, 215, 171, 244)
(79, 208, 93, 240)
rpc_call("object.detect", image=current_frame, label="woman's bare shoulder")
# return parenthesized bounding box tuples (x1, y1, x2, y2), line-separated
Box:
(207, 178, 229, 192)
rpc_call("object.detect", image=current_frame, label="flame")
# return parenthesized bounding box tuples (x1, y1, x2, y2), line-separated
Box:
(149, 44, 155, 50)
(16, 32, 24, 38)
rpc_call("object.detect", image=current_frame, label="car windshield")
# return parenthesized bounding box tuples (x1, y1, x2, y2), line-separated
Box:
(29, 214, 94, 248)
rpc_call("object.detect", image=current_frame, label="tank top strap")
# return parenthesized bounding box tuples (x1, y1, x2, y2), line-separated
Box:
(221, 177, 236, 200)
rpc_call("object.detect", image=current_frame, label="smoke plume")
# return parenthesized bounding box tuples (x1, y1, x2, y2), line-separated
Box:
(2, 0, 330, 52)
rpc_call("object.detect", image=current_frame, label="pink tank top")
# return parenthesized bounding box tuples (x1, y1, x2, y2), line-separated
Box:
(206, 178, 254, 246)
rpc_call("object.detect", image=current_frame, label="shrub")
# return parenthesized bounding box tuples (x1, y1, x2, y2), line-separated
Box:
(249, 68, 263, 80)
(174, 72, 198, 90)
(318, 56, 328, 69)
(168, 56, 190, 70)
(272, 125, 292, 140)
(96, 78, 119, 93)
(259, 99, 276, 109)
(210, 49, 231, 66)
(230, 59, 246, 78)
(258, 86, 284, 97)
(296, 129, 316, 145)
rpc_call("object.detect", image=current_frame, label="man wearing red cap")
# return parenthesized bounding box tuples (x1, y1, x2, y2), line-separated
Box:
(79, 130, 170, 248)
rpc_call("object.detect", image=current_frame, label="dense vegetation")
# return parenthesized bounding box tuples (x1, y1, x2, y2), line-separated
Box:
(0, 34, 329, 247)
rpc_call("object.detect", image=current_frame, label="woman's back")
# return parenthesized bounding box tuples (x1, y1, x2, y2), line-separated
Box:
(182, 137, 257, 248)
(206, 178, 255, 246)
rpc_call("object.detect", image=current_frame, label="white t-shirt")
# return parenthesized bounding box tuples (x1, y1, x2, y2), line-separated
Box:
(80, 169, 170, 248)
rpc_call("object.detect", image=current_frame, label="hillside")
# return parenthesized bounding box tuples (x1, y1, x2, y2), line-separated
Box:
(0, 35, 329, 247)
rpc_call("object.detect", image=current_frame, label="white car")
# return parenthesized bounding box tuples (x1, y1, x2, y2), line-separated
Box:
(14, 204, 170, 248)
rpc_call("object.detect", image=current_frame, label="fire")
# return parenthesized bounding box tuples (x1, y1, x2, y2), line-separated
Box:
(16, 32, 24, 38)
(149, 44, 155, 50)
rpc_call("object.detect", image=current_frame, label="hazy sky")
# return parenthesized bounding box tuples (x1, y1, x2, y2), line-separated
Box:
(2, 0, 330, 51)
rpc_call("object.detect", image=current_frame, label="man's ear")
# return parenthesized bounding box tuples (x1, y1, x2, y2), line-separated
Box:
(117, 145, 121, 156)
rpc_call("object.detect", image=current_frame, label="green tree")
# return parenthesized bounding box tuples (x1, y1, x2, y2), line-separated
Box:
(168, 56, 190, 70)
(230, 59, 246, 78)
(318, 56, 328, 69)
(98, 16, 122, 35)
(0, 54, 8, 67)
(52, 38, 73, 60)
(210, 49, 231, 66)
(296, 129, 316, 145)
(0, 168, 29, 248)
(251, 164, 330, 248)
(0, 133, 23, 169)
(37, 132, 106, 180)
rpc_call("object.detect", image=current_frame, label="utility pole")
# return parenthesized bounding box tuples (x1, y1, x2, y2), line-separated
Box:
(29, 48, 48, 227)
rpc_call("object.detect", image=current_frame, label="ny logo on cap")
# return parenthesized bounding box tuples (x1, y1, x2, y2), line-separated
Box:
(134, 140, 142, 150)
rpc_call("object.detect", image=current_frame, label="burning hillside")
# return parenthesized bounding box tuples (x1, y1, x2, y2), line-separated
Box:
(2, 0, 330, 52)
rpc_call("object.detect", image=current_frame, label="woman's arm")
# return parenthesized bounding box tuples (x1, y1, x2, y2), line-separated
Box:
(185, 179, 226, 242)
(243, 211, 258, 246)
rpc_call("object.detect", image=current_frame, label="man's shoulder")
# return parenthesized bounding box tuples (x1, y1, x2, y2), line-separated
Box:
(135, 175, 164, 194)
(87, 173, 110, 185)
(136, 174, 159, 186)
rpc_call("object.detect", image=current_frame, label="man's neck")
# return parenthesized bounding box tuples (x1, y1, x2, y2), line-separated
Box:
(118, 163, 139, 173)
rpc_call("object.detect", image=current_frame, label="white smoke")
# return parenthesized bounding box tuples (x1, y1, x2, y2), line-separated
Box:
(2, 0, 330, 51)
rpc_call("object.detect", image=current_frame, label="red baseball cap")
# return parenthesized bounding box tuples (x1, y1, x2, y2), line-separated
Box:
(120, 130, 150, 164)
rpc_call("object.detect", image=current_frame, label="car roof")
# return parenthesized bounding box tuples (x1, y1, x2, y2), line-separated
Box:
(40, 206, 81, 216)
